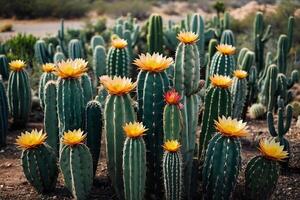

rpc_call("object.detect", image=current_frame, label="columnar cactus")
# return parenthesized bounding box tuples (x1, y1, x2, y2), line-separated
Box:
(106, 38, 130, 77)
(53, 46, 66, 63)
(209, 44, 236, 79)
(231, 70, 248, 119)
(38, 63, 57, 109)
(60, 129, 93, 200)
(163, 20, 180, 53)
(84, 100, 103, 176)
(173, 31, 200, 96)
(16, 130, 58, 193)
(245, 138, 288, 200)
(123, 122, 147, 200)
(202, 117, 248, 200)
(0, 77, 8, 147)
(162, 140, 183, 200)
(277, 73, 288, 103)
(81, 73, 93, 106)
(220, 29, 235, 45)
(134, 53, 172, 198)
(56, 59, 87, 136)
(101, 75, 136, 199)
(68, 39, 84, 59)
(199, 75, 232, 160)
(34, 39, 51, 64)
(44, 81, 59, 154)
(147, 14, 163, 54)
(93, 45, 106, 81)
(90, 35, 105, 51)
(253, 12, 272, 74)
(7, 60, 31, 127)
(0, 54, 9, 80)
(163, 89, 183, 141)
(276, 34, 289, 74)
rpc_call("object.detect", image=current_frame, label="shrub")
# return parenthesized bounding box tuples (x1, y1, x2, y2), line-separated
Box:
(0, 23, 13, 33)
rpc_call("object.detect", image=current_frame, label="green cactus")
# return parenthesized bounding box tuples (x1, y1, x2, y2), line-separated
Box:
(90, 35, 105, 51)
(21, 140, 58, 193)
(276, 34, 289, 74)
(276, 73, 288, 104)
(163, 20, 180, 53)
(85, 100, 102, 177)
(7, 64, 31, 127)
(81, 73, 93, 106)
(248, 103, 266, 119)
(231, 71, 248, 119)
(163, 141, 183, 200)
(93, 45, 106, 81)
(60, 132, 93, 200)
(34, 39, 51, 64)
(104, 89, 136, 199)
(106, 39, 130, 77)
(202, 133, 241, 200)
(147, 14, 163, 54)
(57, 19, 67, 55)
(220, 29, 235, 46)
(95, 85, 108, 109)
(287, 16, 294, 51)
(38, 65, 56, 109)
(68, 39, 84, 59)
(44, 81, 59, 154)
(287, 69, 299, 88)
(0, 55, 9, 80)
(53, 46, 66, 63)
(205, 39, 218, 88)
(0, 78, 8, 147)
(123, 122, 147, 200)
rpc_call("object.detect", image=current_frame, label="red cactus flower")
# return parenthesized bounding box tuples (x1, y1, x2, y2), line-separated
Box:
(164, 89, 182, 105)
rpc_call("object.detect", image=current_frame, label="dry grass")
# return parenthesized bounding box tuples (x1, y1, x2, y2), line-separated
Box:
(0, 22, 13, 32)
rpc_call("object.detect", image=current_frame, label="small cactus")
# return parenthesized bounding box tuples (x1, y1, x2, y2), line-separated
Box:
(248, 103, 266, 119)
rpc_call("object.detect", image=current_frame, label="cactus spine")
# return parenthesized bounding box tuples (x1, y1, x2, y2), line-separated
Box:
(44, 81, 59, 154)
(0, 78, 8, 147)
(0, 55, 9, 80)
(231, 71, 248, 119)
(85, 100, 102, 176)
(147, 14, 163, 54)
(68, 39, 84, 59)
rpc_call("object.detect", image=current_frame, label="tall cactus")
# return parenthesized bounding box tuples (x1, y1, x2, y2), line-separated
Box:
(84, 100, 103, 177)
(93, 45, 106, 81)
(220, 29, 235, 46)
(60, 129, 93, 200)
(199, 75, 232, 160)
(55, 59, 87, 136)
(231, 70, 248, 119)
(7, 60, 31, 127)
(107, 38, 130, 77)
(38, 63, 57, 109)
(90, 35, 105, 51)
(245, 138, 288, 200)
(202, 117, 247, 200)
(68, 39, 84, 59)
(147, 14, 163, 54)
(134, 53, 172, 199)
(34, 39, 51, 64)
(276, 34, 289, 74)
(44, 81, 59, 154)
(162, 140, 183, 200)
(123, 122, 147, 200)
(16, 130, 58, 193)
(0, 77, 8, 147)
(0, 54, 9, 80)
(81, 73, 93, 106)
(101, 75, 136, 199)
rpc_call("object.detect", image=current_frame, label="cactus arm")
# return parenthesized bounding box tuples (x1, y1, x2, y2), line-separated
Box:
(267, 112, 278, 137)
(261, 25, 272, 42)
(287, 16, 294, 51)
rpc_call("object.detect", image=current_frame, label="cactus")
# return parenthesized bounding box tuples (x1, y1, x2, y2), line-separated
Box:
(147, 14, 163, 54)
(253, 12, 272, 74)
(38, 63, 57, 109)
(276, 34, 289, 74)
(0, 55, 9, 80)
(57, 19, 67, 55)
(202, 117, 246, 200)
(85, 100, 103, 176)
(53, 46, 66, 63)
(163, 20, 180, 53)
(173, 31, 200, 96)
(205, 39, 218, 88)
(288, 69, 299, 88)
(245, 138, 288, 200)
(220, 29, 235, 45)
(60, 130, 93, 200)
(44, 81, 59, 154)
(287, 16, 294, 51)
(68, 39, 84, 59)
(93, 45, 106, 81)
(162, 140, 183, 200)
(34, 39, 51, 64)
(7, 60, 31, 127)
(17, 130, 58, 193)
(90, 35, 105, 51)
(122, 122, 147, 200)
(238, 49, 255, 73)
(101, 76, 136, 199)
(248, 103, 266, 119)
(0, 77, 8, 147)
(107, 38, 130, 77)
(81, 73, 93, 106)
(231, 70, 248, 119)
(95, 85, 108, 109)
(276, 73, 288, 103)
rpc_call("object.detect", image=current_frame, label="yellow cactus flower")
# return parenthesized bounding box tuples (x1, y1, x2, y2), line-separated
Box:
(55, 59, 88, 79)
(233, 70, 248, 79)
(215, 116, 249, 137)
(42, 63, 56, 73)
(62, 129, 86, 146)
(210, 75, 232, 88)
(100, 75, 136, 95)
(177, 31, 199, 44)
(111, 38, 128, 49)
(258, 138, 288, 161)
(16, 130, 47, 150)
(163, 140, 181, 152)
(9, 60, 26, 71)
(216, 44, 236, 55)
(133, 53, 173, 72)
(123, 122, 148, 138)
